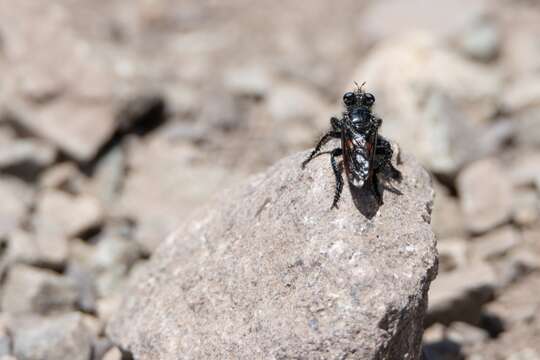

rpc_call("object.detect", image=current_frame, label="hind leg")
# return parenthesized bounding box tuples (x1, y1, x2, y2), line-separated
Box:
(302, 116, 343, 169)
(330, 148, 344, 209)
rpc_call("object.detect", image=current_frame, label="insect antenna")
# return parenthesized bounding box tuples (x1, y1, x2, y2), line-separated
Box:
(353, 81, 367, 93)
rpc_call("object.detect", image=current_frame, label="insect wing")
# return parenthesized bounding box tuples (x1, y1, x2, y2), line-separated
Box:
(367, 127, 378, 177)
(342, 130, 373, 189)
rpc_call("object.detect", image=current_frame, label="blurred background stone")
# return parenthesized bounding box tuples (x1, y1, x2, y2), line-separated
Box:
(432, 181, 467, 239)
(11, 313, 92, 360)
(469, 226, 520, 262)
(457, 158, 513, 234)
(454, 15, 500, 62)
(31, 190, 103, 266)
(0, 177, 33, 239)
(437, 238, 468, 272)
(427, 262, 497, 326)
(2, 264, 78, 315)
(0, 139, 56, 180)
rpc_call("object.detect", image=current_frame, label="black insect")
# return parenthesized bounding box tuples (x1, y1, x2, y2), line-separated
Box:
(301, 83, 402, 209)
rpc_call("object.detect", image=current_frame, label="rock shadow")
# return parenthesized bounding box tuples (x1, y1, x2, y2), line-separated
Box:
(307, 151, 402, 219)
(350, 168, 403, 219)
(349, 183, 380, 219)
(422, 339, 464, 360)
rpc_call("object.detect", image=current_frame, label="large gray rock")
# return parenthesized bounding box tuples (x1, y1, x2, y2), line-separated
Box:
(107, 149, 437, 359)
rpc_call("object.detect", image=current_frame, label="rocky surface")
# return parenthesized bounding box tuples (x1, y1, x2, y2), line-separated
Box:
(107, 150, 437, 360)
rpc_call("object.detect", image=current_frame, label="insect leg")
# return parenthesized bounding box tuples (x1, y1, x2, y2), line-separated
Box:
(301, 130, 340, 169)
(371, 115, 382, 128)
(330, 147, 344, 209)
(374, 136, 392, 166)
(375, 135, 402, 181)
(330, 116, 343, 132)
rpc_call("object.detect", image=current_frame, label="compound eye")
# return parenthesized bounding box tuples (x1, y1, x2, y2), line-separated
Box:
(343, 92, 356, 106)
(363, 93, 375, 107)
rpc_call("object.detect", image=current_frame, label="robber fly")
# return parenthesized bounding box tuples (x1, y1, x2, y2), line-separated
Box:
(301, 82, 401, 209)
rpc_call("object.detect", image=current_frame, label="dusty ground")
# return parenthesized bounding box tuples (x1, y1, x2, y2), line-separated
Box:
(0, 0, 540, 359)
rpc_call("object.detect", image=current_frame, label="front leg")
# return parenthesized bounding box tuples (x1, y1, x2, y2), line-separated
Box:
(330, 147, 344, 209)
(302, 116, 343, 168)
(301, 130, 340, 168)
(331, 116, 343, 132)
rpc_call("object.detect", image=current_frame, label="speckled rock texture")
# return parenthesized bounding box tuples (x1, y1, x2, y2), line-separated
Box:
(107, 146, 437, 360)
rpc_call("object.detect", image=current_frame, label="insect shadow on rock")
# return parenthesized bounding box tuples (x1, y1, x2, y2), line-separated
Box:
(301, 82, 402, 218)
